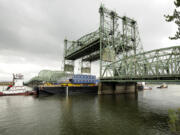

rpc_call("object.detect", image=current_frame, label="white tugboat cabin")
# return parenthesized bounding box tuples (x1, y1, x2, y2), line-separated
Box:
(0, 74, 33, 96)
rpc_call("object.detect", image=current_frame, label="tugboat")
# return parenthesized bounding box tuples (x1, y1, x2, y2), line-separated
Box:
(0, 74, 35, 96)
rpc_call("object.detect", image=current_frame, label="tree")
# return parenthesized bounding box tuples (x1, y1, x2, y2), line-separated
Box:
(165, 0, 180, 40)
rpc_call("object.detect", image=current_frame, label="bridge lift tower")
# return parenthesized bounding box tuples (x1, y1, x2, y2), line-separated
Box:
(63, 5, 143, 76)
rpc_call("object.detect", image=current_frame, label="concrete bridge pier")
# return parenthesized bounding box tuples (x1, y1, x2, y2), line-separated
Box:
(98, 82, 137, 95)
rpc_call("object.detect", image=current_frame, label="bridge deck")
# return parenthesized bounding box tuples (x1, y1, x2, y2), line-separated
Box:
(65, 38, 100, 60)
(100, 74, 180, 82)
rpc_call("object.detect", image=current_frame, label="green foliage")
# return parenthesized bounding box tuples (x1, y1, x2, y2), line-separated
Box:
(165, 0, 180, 40)
(168, 108, 180, 133)
(174, 0, 180, 7)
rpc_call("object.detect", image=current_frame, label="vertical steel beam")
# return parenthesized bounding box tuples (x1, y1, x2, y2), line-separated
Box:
(99, 5, 104, 78)
(63, 39, 68, 71)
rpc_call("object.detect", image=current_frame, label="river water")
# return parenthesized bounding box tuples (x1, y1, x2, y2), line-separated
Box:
(0, 85, 180, 135)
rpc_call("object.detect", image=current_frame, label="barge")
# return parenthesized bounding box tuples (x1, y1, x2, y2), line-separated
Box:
(34, 74, 99, 95)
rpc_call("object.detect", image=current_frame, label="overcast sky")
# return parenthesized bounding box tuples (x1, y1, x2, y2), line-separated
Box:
(0, 0, 179, 81)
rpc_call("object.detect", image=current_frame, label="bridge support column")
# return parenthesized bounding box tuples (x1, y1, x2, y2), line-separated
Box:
(98, 82, 137, 95)
(98, 82, 115, 94)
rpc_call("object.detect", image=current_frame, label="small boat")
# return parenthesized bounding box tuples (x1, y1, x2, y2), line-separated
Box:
(157, 83, 168, 89)
(0, 74, 36, 96)
(137, 82, 152, 90)
(143, 86, 152, 90)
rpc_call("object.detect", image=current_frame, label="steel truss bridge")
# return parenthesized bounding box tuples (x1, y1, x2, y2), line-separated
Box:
(64, 5, 180, 82)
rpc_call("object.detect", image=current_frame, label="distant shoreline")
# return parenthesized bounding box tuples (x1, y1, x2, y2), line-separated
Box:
(0, 82, 13, 86)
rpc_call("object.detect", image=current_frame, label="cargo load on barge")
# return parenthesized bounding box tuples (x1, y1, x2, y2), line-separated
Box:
(34, 74, 99, 95)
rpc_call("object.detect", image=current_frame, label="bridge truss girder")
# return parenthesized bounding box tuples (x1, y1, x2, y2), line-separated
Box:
(101, 46, 180, 82)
